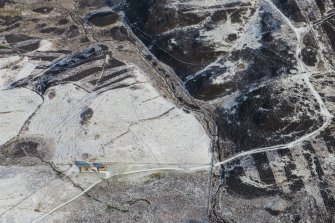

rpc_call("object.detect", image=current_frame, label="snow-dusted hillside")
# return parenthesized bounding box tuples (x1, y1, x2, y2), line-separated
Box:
(1, 0, 335, 222)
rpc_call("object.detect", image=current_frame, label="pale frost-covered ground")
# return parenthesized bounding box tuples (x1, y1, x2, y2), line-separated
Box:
(0, 39, 212, 222)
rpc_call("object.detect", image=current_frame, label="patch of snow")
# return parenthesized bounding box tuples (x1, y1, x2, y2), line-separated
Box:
(37, 40, 53, 51)
(15, 57, 37, 81)
(21, 67, 211, 166)
(0, 88, 43, 145)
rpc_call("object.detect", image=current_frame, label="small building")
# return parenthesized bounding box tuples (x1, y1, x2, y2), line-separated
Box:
(93, 163, 107, 172)
(75, 161, 107, 173)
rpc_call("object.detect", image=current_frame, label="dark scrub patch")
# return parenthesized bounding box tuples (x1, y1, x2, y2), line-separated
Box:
(13, 141, 39, 157)
(1, 22, 20, 32)
(227, 33, 237, 41)
(0, 16, 22, 26)
(230, 8, 245, 23)
(80, 37, 90, 43)
(110, 26, 129, 42)
(315, 0, 325, 14)
(106, 58, 126, 68)
(5, 34, 34, 44)
(30, 51, 63, 61)
(177, 96, 200, 110)
(48, 90, 56, 99)
(261, 32, 273, 42)
(319, 182, 335, 213)
(302, 47, 318, 66)
(271, 0, 306, 23)
(0, 0, 13, 8)
(145, 54, 153, 61)
(211, 10, 227, 22)
(186, 66, 229, 100)
(302, 142, 324, 177)
(88, 11, 119, 27)
(94, 74, 134, 91)
(80, 108, 94, 125)
(40, 27, 66, 35)
(99, 44, 109, 52)
(322, 127, 335, 153)
(302, 142, 335, 213)
(36, 23, 47, 29)
(149, 31, 221, 80)
(303, 31, 318, 49)
(185, 9, 296, 100)
(0, 137, 54, 165)
(216, 83, 322, 151)
(265, 208, 281, 216)
(90, 69, 129, 85)
(178, 12, 206, 27)
(252, 152, 276, 185)
(11, 45, 105, 94)
(277, 149, 304, 192)
(15, 40, 41, 52)
(124, 0, 222, 80)
(62, 67, 103, 82)
(224, 165, 279, 199)
(57, 18, 69, 25)
(65, 25, 80, 38)
(32, 7, 53, 14)
(322, 19, 335, 51)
